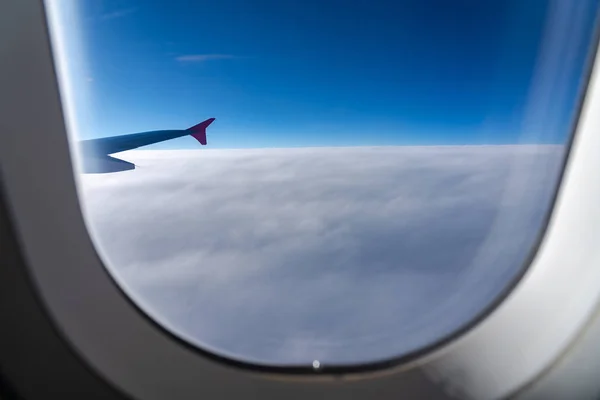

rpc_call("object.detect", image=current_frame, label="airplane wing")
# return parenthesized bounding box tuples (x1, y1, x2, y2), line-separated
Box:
(78, 118, 215, 173)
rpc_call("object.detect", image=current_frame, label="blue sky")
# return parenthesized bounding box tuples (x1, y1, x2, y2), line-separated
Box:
(50, 0, 599, 148)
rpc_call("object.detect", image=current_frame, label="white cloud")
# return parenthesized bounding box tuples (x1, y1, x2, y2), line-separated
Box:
(175, 54, 240, 63)
(100, 7, 137, 20)
(78, 145, 564, 365)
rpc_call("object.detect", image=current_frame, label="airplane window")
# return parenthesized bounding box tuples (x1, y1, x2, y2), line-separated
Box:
(45, 0, 600, 367)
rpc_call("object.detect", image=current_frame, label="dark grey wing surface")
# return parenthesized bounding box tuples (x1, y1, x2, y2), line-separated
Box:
(77, 118, 215, 173)
(79, 130, 190, 156)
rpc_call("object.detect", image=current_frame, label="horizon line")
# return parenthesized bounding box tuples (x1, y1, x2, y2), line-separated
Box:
(119, 143, 566, 153)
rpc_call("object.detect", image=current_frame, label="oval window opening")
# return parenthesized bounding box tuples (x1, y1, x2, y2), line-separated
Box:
(45, 0, 600, 367)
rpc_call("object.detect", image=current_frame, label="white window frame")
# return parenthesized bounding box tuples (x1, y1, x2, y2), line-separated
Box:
(2, 1, 600, 399)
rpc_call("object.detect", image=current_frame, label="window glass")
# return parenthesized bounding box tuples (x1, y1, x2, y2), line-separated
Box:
(46, 0, 600, 366)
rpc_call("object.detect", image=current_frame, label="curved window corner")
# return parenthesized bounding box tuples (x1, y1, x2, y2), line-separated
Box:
(43, 0, 600, 370)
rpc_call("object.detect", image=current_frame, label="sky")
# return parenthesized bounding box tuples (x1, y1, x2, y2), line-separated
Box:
(47, 0, 599, 149)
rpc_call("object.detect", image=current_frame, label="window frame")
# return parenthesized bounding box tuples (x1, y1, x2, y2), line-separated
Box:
(2, 1, 600, 399)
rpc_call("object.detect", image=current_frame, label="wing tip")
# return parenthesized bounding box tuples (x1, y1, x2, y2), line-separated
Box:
(187, 118, 215, 145)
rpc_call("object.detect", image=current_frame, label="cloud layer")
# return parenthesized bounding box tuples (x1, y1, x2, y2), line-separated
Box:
(78, 145, 564, 365)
